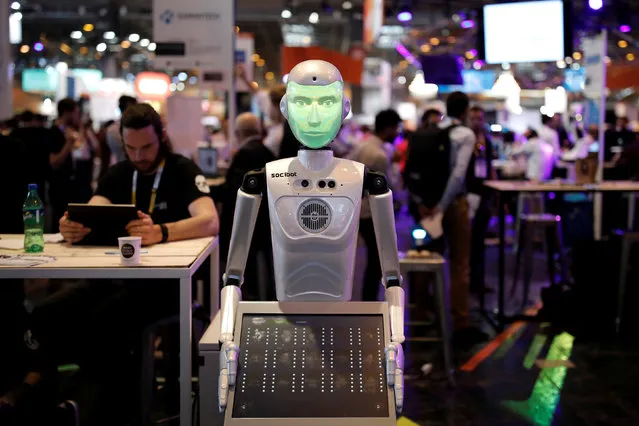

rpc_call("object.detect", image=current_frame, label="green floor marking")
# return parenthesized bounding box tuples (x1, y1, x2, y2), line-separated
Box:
(523, 334, 548, 369)
(502, 332, 575, 426)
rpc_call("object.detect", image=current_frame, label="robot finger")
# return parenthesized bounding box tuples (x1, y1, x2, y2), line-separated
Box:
(224, 342, 240, 386)
(218, 369, 229, 412)
(384, 345, 397, 386)
(394, 368, 404, 413)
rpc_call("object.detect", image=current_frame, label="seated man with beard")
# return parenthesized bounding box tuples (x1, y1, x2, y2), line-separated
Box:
(2, 104, 219, 426)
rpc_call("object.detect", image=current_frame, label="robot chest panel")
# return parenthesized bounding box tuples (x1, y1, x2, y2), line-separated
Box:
(266, 160, 364, 239)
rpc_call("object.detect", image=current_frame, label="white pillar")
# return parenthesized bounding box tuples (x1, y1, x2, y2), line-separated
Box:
(0, 0, 14, 120)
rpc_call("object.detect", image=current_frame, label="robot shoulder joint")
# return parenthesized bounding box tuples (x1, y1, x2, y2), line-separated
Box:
(241, 168, 267, 195)
(363, 168, 390, 195)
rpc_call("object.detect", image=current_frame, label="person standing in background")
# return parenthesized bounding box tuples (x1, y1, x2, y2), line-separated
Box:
(467, 106, 495, 295)
(350, 109, 402, 301)
(421, 92, 488, 344)
(10, 111, 51, 202)
(420, 108, 442, 130)
(538, 114, 561, 160)
(49, 98, 87, 229)
(106, 95, 138, 165)
(218, 113, 276, 300)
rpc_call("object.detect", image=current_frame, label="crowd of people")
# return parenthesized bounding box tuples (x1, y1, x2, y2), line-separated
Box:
(1, 81, 639, 425)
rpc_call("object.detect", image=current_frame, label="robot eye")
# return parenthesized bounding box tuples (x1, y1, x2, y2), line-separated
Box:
(312, 76, 317, 82)
(320, 100, 335, 107)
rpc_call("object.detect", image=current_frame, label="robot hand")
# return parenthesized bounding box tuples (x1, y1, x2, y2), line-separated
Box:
(384, 342, 404, 413)
(218, 341, 239, 411)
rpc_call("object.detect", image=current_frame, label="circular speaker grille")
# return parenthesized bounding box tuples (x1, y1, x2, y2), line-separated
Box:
(298, 199, 331, 233)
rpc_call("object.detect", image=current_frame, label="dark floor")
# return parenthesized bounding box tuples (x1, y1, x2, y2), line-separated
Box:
(384, 210, 639, 426)
(52, 209, 639, 425)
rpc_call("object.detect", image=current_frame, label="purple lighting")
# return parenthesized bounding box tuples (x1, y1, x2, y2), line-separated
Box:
(461, 19, 475, 29)
(588, 0, 602, 10)
(33, 42, 44, 52)
(397, 11, 412, 22)
(620, 25, 631, 33)
(395, 43, 421, 68)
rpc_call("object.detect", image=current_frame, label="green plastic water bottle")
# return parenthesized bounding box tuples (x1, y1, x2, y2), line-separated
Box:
(23, 183, 45, 253)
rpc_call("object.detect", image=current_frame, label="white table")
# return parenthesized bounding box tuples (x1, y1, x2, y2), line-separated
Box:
(0, 235, 220, 426)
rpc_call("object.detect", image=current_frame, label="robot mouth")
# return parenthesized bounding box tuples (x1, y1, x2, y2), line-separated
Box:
(303, 131, 324, 136)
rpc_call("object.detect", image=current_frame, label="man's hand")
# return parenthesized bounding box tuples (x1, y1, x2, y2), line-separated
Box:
(126, 211, 162, 245)
(59, 212, 91, 243)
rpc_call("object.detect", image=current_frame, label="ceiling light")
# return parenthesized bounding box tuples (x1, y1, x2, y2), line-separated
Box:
(103, 31, 115, 40)
(177, 82, 185, 91)
(83, 24, 94, 32)
(556, 60, 566, 69)
(619, 25, 631, 33)
(178, 72, 188, 81)
(572, 51, 582, 60)
(618, 40, 628, 48)
(626, 53, 635, 61)
(397, 76, 406, 84)
(121, 40, 131, 48)
(309, 12, 319, 24)
(96, 43, 107, 52)
(461, 20, 475, 29)
(11, 2, 20, 10)
(342, 1, 353, 9)
(33, 42, 44, 52)
(265, 72, 275, 81)
(129, 33, 140, 42)
(409, 72, 438, 99)
(20, 44, 29, 54)
(397, 6, 412, 22)
(281, 9, 292, 19)
(257, 59, 265, 67)
(70, 31, 82, 40)
(140, 39, 150, 47)
(420, 44, 431, 53)
(430, 38, 440, 46)
(588, 0, 602, 11)
(148, 43, 157, 51)
(473, 61, 482, 70)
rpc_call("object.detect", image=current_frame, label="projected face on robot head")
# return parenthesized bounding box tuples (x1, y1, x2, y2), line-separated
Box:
(281, 60, 350, 149)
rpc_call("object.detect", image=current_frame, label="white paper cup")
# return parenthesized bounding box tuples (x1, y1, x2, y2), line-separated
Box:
(118, 236, 142, 266)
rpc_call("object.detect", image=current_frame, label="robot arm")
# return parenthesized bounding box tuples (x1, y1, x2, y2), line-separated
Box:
(218, 169, 265, 411)
(365, 169, 405, 413)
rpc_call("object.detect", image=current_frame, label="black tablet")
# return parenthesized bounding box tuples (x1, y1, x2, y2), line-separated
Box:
(67, 203, 138, 246)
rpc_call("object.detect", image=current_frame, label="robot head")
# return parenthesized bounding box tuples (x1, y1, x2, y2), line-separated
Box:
(280, 60, 351, 149)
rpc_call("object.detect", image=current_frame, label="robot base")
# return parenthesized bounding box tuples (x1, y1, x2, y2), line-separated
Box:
(199, 301, 398, 426)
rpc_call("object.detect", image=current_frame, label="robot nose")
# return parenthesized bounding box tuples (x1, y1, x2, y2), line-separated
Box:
(308, 104, 321, 127)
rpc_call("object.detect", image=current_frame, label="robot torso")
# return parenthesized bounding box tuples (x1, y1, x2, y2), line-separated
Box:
(265, 149, 364, 302)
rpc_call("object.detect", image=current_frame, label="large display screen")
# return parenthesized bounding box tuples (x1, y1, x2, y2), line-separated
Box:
(232, 314, 389, 418)
(481, 0, 568, 64)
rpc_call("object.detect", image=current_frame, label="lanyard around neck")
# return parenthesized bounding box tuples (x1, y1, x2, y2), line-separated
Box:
(132, 159, 165, 214)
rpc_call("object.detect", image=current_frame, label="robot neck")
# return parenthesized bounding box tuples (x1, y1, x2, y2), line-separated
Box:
(297, 148, 334, 171)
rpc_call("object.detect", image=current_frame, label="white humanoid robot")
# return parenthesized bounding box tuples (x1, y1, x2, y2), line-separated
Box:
(218, 60, 405, 414)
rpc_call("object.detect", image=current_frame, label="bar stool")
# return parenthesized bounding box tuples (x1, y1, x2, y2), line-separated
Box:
(399, 252, 454, 386)
(511, 213, 567, 309)
(513, 192, 546, 252)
